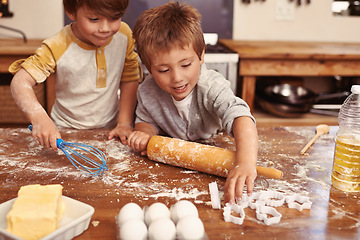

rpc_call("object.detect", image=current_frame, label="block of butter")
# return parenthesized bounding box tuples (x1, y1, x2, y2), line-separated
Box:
(6, 184, 65, 240)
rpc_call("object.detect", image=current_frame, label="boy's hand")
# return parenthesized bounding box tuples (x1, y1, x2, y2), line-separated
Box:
(224, 163, 257, 204)
(108, 123, 133, 145)
(31, 117, 61, 151)
(127, 131, 151, 155)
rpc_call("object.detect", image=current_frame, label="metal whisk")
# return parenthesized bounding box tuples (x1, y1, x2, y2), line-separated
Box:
(29, 125, 108, 176)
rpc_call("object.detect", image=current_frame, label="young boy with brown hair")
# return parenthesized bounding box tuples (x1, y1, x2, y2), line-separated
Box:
(10, 0, 142, 150)
(128, 1, 258, 204)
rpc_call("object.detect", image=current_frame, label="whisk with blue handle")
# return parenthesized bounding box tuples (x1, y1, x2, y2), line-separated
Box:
(28, 125, 108, 176)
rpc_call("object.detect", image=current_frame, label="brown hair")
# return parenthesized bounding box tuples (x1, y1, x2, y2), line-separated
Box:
(63, 0, 129, 19)
(133, 1, 205, 71)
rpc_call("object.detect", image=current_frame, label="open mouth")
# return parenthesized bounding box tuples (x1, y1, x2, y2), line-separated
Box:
(173, 84, 188, 93)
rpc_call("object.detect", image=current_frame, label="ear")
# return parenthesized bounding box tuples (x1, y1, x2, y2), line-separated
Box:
(66, 11, 76, 21)
(199, 48, 205, 65)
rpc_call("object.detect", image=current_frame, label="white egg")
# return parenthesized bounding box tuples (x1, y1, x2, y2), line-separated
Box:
(148, 217, 176, 240)
(119, 219, 147, 240)
(145, 202, 170, 226)
(176, 216, 205, 240)
(170, 200, 198, 224)
(117, 202, 144, 226)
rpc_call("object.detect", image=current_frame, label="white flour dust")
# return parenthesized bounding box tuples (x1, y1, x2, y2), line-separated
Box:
(0, 129, 208, 203)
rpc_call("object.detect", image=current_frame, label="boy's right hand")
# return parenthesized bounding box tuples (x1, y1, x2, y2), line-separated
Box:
(127, 131, 151, 156)
(31, 117, 61, 151)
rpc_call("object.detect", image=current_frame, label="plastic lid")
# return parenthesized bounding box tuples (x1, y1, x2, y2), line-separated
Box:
(351, 85, 360, 94)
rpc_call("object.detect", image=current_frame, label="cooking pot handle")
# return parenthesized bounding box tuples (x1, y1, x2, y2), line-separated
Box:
(314, 91, 349, 102)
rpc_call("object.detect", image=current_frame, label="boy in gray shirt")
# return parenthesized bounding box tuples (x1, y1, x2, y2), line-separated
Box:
(128, 1, 258, 204)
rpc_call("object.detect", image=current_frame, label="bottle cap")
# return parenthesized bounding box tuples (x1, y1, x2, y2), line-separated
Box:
(351, 85, 360, 94)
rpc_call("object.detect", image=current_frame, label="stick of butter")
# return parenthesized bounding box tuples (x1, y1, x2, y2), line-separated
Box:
(6, 184, 65, 240)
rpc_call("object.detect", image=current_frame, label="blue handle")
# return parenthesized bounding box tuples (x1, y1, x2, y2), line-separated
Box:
(28, 124, 63, 148)
(56, 139, 64, 148)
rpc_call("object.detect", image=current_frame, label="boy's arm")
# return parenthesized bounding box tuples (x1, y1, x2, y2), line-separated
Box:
(108, 80, 139, 144)
(10, 68, 60, 150)
(224, 116, 258, 204)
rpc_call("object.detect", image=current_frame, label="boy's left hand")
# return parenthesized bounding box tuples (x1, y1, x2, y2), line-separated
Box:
(127, 131, 151, 156)
(224, 163, 257, 204)
(108, 123, 133, 145)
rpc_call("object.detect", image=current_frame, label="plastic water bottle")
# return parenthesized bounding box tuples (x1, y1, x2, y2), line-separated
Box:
(332, 85, 360, 192)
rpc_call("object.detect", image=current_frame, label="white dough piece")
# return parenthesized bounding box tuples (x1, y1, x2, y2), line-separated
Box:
(145, 202, 171, 226)
(119, 219, 147, 240)
(117, 203, 144, 226)
(209, 182, 221, 209)
(148, 217, 176, 240)
(170, 200, 198, 224)
(176, 216, 205, 240)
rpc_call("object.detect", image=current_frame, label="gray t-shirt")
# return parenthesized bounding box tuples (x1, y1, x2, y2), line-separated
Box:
(135, 64, 254, 141)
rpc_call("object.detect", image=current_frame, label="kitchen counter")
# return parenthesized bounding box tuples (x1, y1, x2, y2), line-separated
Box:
(219, 40, 360, 110)
(0, 126, 359, 239)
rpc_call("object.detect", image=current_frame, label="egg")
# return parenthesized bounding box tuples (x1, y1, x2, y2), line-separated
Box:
(145, 202, 170, 226)
(176, 216, 205, 240)
(117, 202, 144, 226)
(148, 217, 176, 240)
(119, 219, 147, 240)
(170, 200, 198, 224)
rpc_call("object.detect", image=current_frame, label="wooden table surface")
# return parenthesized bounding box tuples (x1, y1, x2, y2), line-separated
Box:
(0, 126, 359, 239)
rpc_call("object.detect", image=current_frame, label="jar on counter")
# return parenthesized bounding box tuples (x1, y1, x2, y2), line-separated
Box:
(332, 85, 360, 192)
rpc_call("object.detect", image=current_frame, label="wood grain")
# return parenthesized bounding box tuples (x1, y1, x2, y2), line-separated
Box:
(219, 39, 360, 110)
(0, 126, 359, 239)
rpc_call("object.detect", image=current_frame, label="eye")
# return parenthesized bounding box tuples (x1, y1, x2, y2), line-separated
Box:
(89, 17, 99, 22)
(182, 63, 191, 68)
(158, 69, 169, 73)
(111, 16, 121, 21)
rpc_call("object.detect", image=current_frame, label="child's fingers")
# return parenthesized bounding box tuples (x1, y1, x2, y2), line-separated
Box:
(224, 176, 237, 204)
(119, 135, 128, 145)
(50, 135, 58, 151)
(245, 177, 254, 196)
(234, 177, 246, 202)
(107, 130, 117, 140)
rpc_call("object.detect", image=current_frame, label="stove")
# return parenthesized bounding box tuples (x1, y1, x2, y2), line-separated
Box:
(204, 34, 239, 93)
(204, 43, 239, 93)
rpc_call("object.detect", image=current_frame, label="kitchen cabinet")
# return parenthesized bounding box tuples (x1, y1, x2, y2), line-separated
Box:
(220, 39, 360, 110)
(0, 38, 55, 124)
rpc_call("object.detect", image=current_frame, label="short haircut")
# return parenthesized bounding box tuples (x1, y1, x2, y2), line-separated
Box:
(63, 0, 129, 19)
(133, 1, 205, 72)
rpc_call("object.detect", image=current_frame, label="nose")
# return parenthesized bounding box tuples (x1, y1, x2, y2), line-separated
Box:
(99, 20, 110, 32)
(170, 68, 182, 83)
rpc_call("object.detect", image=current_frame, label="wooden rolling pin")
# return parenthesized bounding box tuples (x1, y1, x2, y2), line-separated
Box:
(147, 135, 283, 179)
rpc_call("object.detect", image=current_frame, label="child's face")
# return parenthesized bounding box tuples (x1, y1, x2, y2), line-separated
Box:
(67, 6, 122, 47)
(150, 44, 205, 101)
